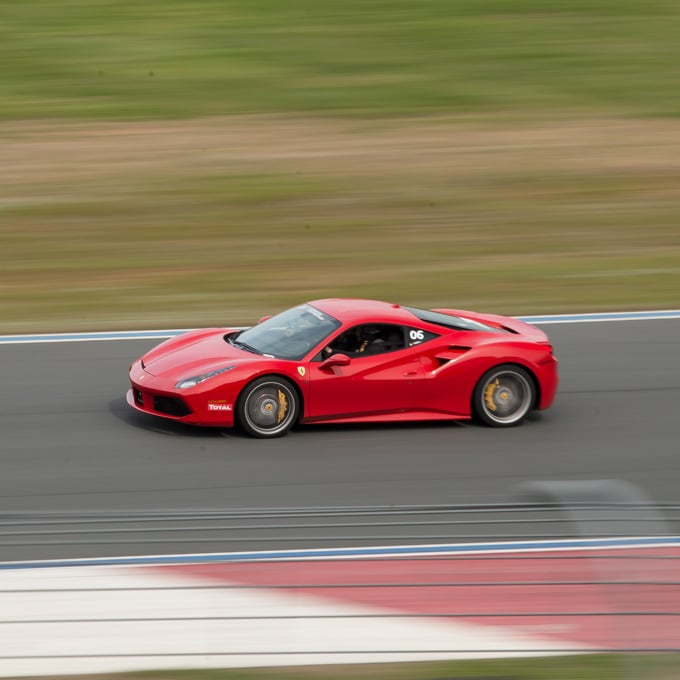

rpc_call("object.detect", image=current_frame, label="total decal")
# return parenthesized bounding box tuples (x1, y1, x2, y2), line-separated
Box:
(208, 400, 232, 412)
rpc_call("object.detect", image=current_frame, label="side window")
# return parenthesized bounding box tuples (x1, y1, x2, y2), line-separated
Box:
(406, 326, 439, 347)
(324, 324, 406, 358)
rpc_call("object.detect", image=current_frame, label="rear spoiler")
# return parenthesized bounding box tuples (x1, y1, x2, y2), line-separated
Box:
(432, 309, 550, 343)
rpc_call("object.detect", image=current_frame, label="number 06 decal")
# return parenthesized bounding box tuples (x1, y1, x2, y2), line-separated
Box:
(409, 329, 425, 341)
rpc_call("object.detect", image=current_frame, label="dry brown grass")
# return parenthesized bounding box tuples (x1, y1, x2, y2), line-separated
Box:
(2, 116, 679, 332)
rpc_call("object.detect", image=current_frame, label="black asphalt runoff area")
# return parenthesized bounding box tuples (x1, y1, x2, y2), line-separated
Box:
(1, 319, 679, 561)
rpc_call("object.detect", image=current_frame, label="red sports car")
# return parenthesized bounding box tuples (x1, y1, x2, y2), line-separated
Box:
(127, 299, 558, 438)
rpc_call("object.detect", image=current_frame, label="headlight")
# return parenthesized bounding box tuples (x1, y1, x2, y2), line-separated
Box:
(175, 366, 235, 389)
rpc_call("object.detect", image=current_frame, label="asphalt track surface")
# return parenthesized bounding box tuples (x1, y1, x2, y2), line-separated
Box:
(1, 319, 679, 561)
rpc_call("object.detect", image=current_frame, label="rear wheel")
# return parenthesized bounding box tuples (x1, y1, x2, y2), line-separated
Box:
(236, 377, 299, 438)
(472, 365, 535, 427)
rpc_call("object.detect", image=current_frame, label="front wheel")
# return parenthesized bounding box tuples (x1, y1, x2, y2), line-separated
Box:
(236, 377, 299, 438)
(472, 365, 535, 427)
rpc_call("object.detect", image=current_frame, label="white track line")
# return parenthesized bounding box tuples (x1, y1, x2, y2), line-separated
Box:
(1, 310, 680, 345)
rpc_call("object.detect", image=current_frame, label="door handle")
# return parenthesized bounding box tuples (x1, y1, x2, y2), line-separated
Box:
(403, 371, 418, 376)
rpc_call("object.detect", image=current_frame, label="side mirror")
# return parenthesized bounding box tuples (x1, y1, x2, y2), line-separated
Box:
(320, 353, 351, 371)
(258, 315, 272, 324)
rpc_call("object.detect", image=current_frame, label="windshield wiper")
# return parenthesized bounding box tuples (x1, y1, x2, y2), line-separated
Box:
(229, 338, 262, 355)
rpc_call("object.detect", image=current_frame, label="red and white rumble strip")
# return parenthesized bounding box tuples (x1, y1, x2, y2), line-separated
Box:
(2, 538, 680, 677)
(0, 563, 584, 677)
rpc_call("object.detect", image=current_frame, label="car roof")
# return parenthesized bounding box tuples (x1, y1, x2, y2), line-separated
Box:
(308, 298, 421, 326)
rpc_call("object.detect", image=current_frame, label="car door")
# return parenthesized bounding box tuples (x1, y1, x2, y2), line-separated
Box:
(305, 324, 424, 420)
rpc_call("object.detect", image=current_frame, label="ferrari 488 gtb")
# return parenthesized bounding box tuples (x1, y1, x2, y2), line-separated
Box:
(127, 299, 558, 438)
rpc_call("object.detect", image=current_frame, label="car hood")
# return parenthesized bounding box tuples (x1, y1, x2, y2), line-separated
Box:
(141, 329, 258, 379)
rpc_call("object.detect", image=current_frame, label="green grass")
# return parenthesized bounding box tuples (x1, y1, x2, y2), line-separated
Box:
(2, 1, 680, 332)
(2, 0, 680, 120)
(52, 655, 680, 680)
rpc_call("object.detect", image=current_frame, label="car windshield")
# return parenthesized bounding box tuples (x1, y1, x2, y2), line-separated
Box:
(233, 304, 342, 360)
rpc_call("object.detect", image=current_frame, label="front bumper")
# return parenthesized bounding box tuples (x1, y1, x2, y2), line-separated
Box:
(127, 359, 235, 427)
(126, 387, 194, 420)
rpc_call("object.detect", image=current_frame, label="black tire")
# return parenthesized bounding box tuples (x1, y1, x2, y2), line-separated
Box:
(236, 376, 299, 438)
(472, 365, 535, 427)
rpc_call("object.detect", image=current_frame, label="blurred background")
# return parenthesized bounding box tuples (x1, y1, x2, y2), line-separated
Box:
(2, 4, 680, 677)
(2, 0, 679, 333)
(0, 0, 680, 333)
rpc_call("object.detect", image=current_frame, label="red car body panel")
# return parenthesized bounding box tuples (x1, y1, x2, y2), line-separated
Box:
(306, 347, 424, 421)
(127, 298, 558, 431)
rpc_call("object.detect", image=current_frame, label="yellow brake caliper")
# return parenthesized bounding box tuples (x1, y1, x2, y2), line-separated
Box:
(484, 378, 499, 412)
(277, 389, 288, 424)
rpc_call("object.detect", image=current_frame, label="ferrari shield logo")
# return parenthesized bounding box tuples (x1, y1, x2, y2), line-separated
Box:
(297, 366, 306, 377)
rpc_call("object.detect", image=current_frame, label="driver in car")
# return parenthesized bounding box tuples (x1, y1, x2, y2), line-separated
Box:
(323, 326, 385, 357)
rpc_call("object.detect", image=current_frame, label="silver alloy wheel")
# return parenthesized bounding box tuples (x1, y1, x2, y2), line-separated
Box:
(475, 366, 534, 426)
(239, 378, 298, 438)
